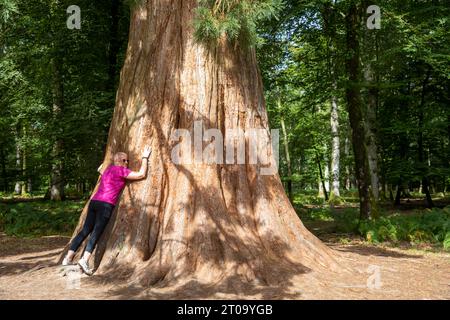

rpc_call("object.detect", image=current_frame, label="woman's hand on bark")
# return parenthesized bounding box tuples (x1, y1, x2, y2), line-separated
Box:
(142, 146, 152, 158)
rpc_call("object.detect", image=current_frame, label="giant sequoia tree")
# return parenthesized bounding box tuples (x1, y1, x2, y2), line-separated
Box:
(61, 0, 341, 289)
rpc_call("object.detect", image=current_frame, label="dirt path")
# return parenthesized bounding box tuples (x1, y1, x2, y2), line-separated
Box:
(0, 233, 449, 300)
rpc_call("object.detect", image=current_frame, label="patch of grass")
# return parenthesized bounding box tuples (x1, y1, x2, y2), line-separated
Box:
(0, 200, 84, 237)
(293, 193, 325, 206)
(0, 191, 47, 198)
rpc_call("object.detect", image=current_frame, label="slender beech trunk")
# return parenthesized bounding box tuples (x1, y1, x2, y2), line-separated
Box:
(49, 1, 65, 201)
(418, 70, 433, 208)
(276, 91, 293, 202)
(394, 80, 412, 206)
(330, 94, 340, 197)
(324, 158, 330, 193)
(344, 135, 351, 190)
(362, 0, 380, 204)
(316, 153, 329, 201)
(21, 142, 27, 195)
(363, 64, 380, 201)
(27, 177, 32, 194)
(323, 1, 340, 198)
(50, 55, 65, 201)
(14, 125, 22, 195)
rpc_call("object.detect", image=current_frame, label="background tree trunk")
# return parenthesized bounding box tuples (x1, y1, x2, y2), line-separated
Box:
(363, 64, 380, 201)
(344, 135, 351, 190)
(21, 141, 26, 195)
(323, 0, 340, 198)
(60, 0, 340, 289)
(14, 125, 22, 195)
(418, 70, 433, 208)
(49, 0, 65, 201)
(107, 0, 121, 92)
(280, 115, 293, 202)
(50, 54, 65, 201)
(0, 146, 8, 192)
(345, 2, 372, 219)
(330, 94, 340, 197)
(362, 0, 380, 205)
(316, 153, 329, 201)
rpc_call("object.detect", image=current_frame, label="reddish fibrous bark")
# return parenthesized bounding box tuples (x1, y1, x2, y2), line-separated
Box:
(61, 0, 341, 290)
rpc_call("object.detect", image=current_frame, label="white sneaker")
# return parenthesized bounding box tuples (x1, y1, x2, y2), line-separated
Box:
(78, 259, 93, 276)
(62, 256, 74, 266)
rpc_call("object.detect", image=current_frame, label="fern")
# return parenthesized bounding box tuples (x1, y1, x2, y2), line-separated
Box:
(444, 232, 450, 250)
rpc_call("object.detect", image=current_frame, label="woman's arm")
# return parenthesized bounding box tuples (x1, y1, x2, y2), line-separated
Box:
(126, 146, 151, 180)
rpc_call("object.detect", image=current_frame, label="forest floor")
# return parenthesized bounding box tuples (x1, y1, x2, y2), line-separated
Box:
(1, 231, 449, 300)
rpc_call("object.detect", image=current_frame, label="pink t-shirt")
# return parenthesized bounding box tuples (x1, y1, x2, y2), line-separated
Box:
(91, 165, 132, 205)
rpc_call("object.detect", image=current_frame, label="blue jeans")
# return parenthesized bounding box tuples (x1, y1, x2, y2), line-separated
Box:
(69, 200, 115, 254)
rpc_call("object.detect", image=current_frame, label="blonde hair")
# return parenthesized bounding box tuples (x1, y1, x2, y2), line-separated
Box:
(113, 152, 128, 165)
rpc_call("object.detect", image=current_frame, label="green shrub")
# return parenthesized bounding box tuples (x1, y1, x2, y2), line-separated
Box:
(297, 207, 334, 222)
(359, 216, 398, 243)
(357, 207, 450, 248)
(443, 232, 450, 250)
(334, 208, 359, 233)
(0, 200, 84, 237)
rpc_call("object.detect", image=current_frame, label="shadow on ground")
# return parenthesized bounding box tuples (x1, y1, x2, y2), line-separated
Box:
(87, 274, 304, 300)
(328, 244, 423, 259)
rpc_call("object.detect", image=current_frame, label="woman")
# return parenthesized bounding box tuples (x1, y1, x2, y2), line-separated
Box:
(62, 146, 152, 275)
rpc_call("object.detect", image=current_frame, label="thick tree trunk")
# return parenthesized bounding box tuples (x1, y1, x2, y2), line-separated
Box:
(61, 0, 340, 289)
